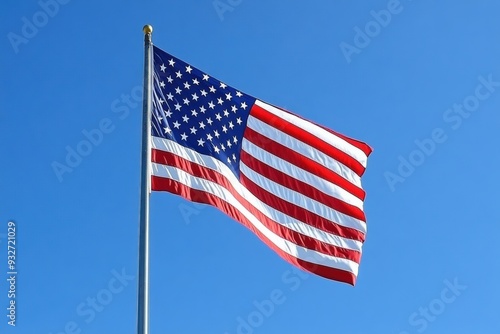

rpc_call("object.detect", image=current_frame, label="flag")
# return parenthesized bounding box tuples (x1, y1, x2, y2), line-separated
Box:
(150, 45, 372, 285)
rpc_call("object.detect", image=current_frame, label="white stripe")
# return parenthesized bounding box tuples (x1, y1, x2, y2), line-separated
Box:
(247, 115, 362, 187)
(152, 136, 363, 252)
(254, 100, 368, 167)
(240, 161, 366, 234)
(242, 139, 364, 210)
(152, 161, 359, 275)
(153, 135, 223, 174)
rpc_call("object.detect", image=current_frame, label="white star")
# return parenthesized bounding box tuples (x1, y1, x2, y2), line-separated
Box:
(227, 140, 232, 148)
(192, 78, 200, 85)
(168, 58, 175, 66)
(191, 109, 198, 117)
(203, 74, 209, 81)
(182, 115, 189, 123)
(225, 92, 232, 100)
(167, 76, 173, 83)
(231, 105, 238, 112)
(206, 133, 213, 141)
(228, 121, 234, 129)
(209, 86, 216, 93)
(175, 87, 182, 94)
(186, 65, 192, 73)
(165, 110, 172, 118)
(174, 103, 182, 111)
(233, 136, 238, 143)
(227, 157, 231, 163)
(190, 126, 197, 134)
(184, 82, 191, 89)
(199, 121, 206, 129)
(208, 101, 215, 109)
(215, 113, 222, 121)
(173, 121, 181, 129)
(222, 125, 228, 133)
(236, 117, 242, 125)
(160, 81, 165, 88)
(221, 144, 226, 151)
(164, 127, 171, 134)
(191, 93, 199, 101)
(241, 102, 248, 110)
(197, 138, 205, 146)
(183, 98, 190, 105)
(223, 110, 229, 117)
(206, 117, 213, 125)
(217, 97, 224, 105)
(158, 116, 163, 122)
(232, 154, 236, 161)
(166, 93, 174, 100)
(220, 82, 227, 89)
(201, 90, 208, 97)
(175, 71, 182, 78)
(199, 105, 206, 113)
(236, 91, 243, 97)
(214, 130, 220, 138)
(160, 64, 166, 72)
(159, 98, 164, 104)
(180, 132, 188, 141)
(214, 145, 220, 153)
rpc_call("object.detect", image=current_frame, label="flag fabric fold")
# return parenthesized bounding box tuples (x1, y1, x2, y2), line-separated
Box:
(150, 45, 372, 285)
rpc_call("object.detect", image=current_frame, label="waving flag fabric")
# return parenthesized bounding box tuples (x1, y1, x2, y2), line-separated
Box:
(150, 45, 372, 285)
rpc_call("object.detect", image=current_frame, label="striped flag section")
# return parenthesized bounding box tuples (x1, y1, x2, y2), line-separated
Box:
(150, 45, 372, 285)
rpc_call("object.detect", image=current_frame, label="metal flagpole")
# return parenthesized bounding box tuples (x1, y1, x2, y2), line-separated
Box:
(137, 24, 153, 334)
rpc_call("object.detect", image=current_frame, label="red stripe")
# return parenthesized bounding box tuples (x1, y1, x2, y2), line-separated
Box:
(240, 150, 366, 222)
(152, 149, 362, 261)
(251, 103, 366, 176)
(243, 127, 366, 201)
(272, 103, 372, 158)
(322, 126, 372, 159)
(295, 257, 356, 285)
(152, 175, 356, 285)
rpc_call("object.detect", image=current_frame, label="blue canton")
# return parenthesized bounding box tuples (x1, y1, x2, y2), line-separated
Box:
(151, 46, 256, 178)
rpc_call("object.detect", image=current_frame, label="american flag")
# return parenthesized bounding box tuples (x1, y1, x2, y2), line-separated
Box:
(150, 45, 372, 285)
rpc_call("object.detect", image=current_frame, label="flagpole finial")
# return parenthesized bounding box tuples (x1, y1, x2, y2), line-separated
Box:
(143, 25, 153, 35)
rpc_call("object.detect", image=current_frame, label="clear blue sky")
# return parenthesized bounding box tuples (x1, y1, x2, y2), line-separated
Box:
(1, 1, 499, 333)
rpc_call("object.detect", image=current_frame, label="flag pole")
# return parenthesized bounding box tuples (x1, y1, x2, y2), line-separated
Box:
(137, 24, 153, 334)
